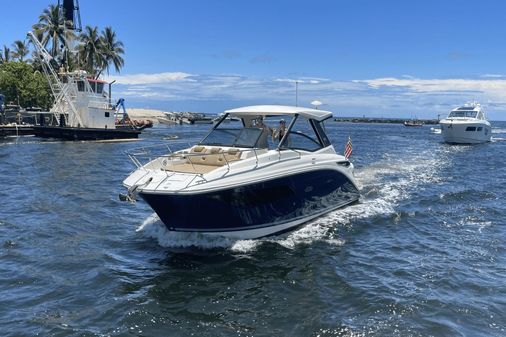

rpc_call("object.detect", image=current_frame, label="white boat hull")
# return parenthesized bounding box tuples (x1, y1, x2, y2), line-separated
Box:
(439, 120, 491, 144)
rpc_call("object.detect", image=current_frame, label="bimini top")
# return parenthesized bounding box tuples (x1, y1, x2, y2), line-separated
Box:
(224, 105, 333, 122)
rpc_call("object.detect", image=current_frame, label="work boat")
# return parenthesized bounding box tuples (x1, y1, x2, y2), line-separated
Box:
(123, 105, 360, 239)
(27, 31, 140, 140)
(439, 102, 491, 144)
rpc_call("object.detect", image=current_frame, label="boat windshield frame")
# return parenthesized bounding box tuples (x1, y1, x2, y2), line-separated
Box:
(278, 114, 331, 152)
(199, 113, 332, 151)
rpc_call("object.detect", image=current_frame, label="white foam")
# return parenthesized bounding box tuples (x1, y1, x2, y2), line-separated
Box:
(491, 137, 506, 142)
(272, 146, 450, 248)
(269, 221, 335, 249)
(492, 128, 506, 134)
(136, 213, 262, 252)
(229, 239, 261, 253)
(135, 213, 160, 232)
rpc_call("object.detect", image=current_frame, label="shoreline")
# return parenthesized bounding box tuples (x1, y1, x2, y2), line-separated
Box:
(333, 117, 439, 125)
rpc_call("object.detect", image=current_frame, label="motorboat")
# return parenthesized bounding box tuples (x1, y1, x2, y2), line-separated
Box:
(213, 112, 241, 123)
(157, 115, 179, 125)
(404, 120, 424, 127)
(439, 102, 491, 144)
(122, 105, 361, 239)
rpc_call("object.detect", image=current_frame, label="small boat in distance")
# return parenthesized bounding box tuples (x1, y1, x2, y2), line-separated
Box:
(439, 102, 491, 144)
(122, 105, 360, 239)
(213, 113, 241, 123)
(404, 119, 424, 127)
(430, 127, 442, 134)
(157, 114, 180, 125)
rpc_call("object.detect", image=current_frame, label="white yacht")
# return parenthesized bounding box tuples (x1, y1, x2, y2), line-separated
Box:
(122, 105, 360, 239)
(439, 102, 491, 144)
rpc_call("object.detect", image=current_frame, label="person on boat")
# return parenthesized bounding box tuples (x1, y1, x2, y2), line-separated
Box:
(273, 119, 286, 141)
(256, 116, 272, 148)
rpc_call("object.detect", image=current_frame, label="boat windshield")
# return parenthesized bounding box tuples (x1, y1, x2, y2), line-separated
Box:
(200, 114, 330, 151)
(200, 127, 263, 148)
(448, 110, 477, 118)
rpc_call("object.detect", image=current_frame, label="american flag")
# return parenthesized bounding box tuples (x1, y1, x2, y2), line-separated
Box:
(344, 136, 353, 159)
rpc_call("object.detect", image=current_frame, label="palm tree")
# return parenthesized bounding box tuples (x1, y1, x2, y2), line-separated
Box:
(33, 4, 73, 57)
(0, 45, 11, 64)
(97, 26, 124, 77)
(78, 25, 104, 76)
(11, 40, 30, 62)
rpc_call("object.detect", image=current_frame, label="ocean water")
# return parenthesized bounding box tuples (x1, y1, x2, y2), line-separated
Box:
(0, 121, 505, 336)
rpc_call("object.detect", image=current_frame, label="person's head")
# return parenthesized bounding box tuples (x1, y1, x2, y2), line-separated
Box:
(279, 119, 286, 127)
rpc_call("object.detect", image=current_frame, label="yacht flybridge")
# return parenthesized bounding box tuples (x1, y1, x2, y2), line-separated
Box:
(439, 102, 491, 144)
(123, 105, 360, 239)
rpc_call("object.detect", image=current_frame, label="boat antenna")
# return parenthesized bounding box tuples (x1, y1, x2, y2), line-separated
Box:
(295, 80, 299, 107)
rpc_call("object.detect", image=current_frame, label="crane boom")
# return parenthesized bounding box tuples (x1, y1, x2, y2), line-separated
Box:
(27, 31, 84, 127)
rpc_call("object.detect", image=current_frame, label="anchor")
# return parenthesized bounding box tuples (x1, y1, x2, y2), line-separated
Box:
(119, 177, 153, 203)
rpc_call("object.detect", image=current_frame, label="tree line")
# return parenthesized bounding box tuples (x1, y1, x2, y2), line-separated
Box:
(0, 3, 125, 110)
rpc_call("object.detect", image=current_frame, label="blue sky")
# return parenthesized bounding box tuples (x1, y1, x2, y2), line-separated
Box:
(2, 0, 506, 119)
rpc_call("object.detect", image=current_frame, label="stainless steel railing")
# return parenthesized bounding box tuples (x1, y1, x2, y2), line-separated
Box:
(126, 142, 303, 177)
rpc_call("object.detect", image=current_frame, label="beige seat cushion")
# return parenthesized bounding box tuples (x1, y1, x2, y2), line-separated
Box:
(162, 162, 217, 174)
(163, 147, 243, 173)
(191, 146, 206, 153)
(224, 148, 241, 161)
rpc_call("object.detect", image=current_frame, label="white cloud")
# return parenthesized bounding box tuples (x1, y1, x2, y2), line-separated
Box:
(105, 71, 193, 85)
(274, 78, 298, 83)
(109, 71, 506, 119)
(355, 77, 506, 99)
(481, 74, 506, 79)
(274, 77, 330, 85)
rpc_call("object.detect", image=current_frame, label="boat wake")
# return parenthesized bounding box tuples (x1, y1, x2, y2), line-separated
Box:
(492, 128, 506, 134)
(136, 213, 258, 252)
(491, 137, 506, 142)
(136, 147, 449, 252)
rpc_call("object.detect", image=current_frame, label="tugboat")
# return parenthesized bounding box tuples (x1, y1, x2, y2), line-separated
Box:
(26, 32, 140, 140)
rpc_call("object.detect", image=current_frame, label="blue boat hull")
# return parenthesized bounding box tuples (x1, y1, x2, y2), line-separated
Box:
(140, 169, 360, 237)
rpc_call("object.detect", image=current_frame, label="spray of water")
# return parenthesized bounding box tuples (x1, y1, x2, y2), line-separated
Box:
(135, 147, 450, 252)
